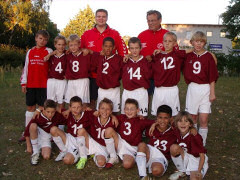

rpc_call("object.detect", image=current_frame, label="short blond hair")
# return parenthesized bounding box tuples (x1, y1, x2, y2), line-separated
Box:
(67, 34, 80, 44)
(54, 35, 67, 45)
(190, 31, 207, 45)
(164, 32, 177, 42)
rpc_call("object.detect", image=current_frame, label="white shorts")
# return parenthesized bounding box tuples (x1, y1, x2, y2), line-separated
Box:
(96, 87, 120, 112)
(151, 86, 180, 116)
(121, 88, 148, 116)
(88, 136, 109, 167)
(65, 78, 90, 103)
(65, 133, 79, 163)
(37, 127, 52, 148)
(146, 145, 168, 174)
(184, 152, 208, 177)
(47, 78, 67, 104)
(117, 134, 137, 160)
(185, 83, 211, 115)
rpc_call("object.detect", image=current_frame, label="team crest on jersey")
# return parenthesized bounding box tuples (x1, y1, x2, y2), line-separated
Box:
(88, 41, 95, 48)
(157, 43, 163, 49)
(141, 43, 147, 48)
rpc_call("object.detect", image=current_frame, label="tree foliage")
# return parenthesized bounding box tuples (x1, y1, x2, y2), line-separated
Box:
(61, 5, 95, 38)
(221, 0, 240, 43)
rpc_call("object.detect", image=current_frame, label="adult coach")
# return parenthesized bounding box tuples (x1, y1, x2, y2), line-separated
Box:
(81, 9, 128, 108)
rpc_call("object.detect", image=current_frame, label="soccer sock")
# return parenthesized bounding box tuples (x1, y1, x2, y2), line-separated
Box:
(76, 136, 87, 159)
(171, 155, 184, 172)
(31, 139, 39, 154)
(136, 152, 147, 177)
(104, 138, 117, 158)
(53, 136, 67, 152)
(199, 127, 208, 146)
(25, 111, 34, 127)
(193, 123, 198, 130)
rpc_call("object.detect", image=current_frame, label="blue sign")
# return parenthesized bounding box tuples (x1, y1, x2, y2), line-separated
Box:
(209, 44, 222, 49)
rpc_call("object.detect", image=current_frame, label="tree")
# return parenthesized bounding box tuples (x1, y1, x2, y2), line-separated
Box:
(61, 5, 95, 38)
(221, 0, 240, 43)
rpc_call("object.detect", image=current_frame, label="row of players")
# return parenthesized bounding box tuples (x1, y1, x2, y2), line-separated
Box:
(25, 97, 207, 180)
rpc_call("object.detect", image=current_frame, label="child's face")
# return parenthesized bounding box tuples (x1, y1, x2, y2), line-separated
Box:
(129, 43, 141, 58)
(43, 107, 56, 120)
(68, 40, 80, 54)
(156, 112, 171, 131)
(70, 102, 83, 117)
(54, 39, 66, 53)
(177, 116, 191, 136)
(99, 102, 112, 120)
(191, 40, 205, 53)
(163, 35, 177, 53)
(35, 34, 48, 48)
(102, 41, 114, 57)
(124, 103, 139, 119)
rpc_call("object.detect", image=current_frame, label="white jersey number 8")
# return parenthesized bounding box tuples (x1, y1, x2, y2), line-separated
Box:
(72, 61, 79, 72)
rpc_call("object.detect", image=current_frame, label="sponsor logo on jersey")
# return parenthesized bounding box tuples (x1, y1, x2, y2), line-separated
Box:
(157, 43, 163, 49)
(88, 41, 95, 48)
(141, 43, 147, 48)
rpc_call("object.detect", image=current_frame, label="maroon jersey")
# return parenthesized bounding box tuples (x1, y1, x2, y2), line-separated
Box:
(146, 127, 177, 160)
(153, 50, 185, 87)
(48, 54, 67, 80)
(66, 111, 91, 137)
(24, 112, 66, 137)
(117, 114, 154, 146)
(92, 52, 123, 89)
(122, 56, 152, 90)
(65, 52, 92, 80)
(183, 51, 218, 84)
(175, 130, 207, 157)
(87, 116, 115, 146)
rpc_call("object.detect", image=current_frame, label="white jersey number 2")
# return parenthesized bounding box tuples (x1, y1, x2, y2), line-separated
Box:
(128, 67, 142, 80)
(102, 62, 109, 74)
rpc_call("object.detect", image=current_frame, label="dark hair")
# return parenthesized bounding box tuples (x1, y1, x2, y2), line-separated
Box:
(128, 37, 142, 48)
(36, 30, 50, 40)
(125, 98, 139, 109)
(44, 99, 57, 109)
(96, 9, 108, 17)
(103, 37, 115, 46)
(157, 105, 172, 117)
(99, 98, 113, 111)
(70, 96, 82, 106)
(174, 111, 194, 128)
(147, 10, 162, 20)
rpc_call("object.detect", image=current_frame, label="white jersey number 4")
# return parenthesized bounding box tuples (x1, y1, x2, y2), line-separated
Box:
(128, 67, 142, 80)
(55, 62, 63, 73)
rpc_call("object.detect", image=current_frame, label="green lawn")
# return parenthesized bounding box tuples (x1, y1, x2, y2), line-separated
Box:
(0, 70, 239, 179)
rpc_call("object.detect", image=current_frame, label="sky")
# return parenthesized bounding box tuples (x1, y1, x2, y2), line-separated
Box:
(49, 0, 230, 37)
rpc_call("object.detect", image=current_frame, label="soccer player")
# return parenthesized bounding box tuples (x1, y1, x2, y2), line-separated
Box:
(92, 37, 123, 113)
(104, 98, 154, 168)
(121, 37, 152, 116)
(24, 99, 66, 165)
(75, 98, 116, 169)
(169, 111, 208, 180)
(64, 34, 92, 105)
(135, 105, 176, 179)
(183, 31, 218, 146)
(20, 30, 53, 141)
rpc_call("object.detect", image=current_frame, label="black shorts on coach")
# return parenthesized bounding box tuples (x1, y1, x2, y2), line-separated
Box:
(26, 88, 47, 106)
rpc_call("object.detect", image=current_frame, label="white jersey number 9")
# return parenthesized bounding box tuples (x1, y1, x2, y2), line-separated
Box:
(193, 61, 201, 74)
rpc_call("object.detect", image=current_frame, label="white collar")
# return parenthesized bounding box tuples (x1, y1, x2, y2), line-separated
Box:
(129, 55, 144, 63)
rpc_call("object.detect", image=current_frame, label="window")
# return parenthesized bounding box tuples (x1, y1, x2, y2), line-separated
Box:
(186, 31, 192, 40)
(220, 32, 226, 38)
(207, 31, 212, 37)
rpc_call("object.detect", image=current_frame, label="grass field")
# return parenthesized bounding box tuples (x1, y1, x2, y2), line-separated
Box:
(0, 70, 239, 180)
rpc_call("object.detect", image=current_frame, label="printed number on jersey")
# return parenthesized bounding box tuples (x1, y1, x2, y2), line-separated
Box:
(96, 128, 106, 139)
(193, 61, 201, 74)
(154, 140, 168, 151)
(102, 62, 109, 74)
(123, 122, 131, 135)
(128, 67, 142, 80)
(179, 142, 187, 151)
(72, 61, 79, 72)
(55, 62, 63, 73)
(72, 124, 83, 135)
(161, 57, 175, 70)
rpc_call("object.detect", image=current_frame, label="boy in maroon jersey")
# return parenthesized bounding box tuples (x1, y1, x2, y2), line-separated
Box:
(121, 37, 152, 116)
(135, 105, 176, 179)
(183, 31, 218, 146)
(169, 111, 208, 180)
(47, 35, 67, 113)
(20, 30, 53, 141)
(24, 99, 66, 165)
(75, 98, 116, 169)
(104, 98, 154, 168)
(91, 37, 123, 113)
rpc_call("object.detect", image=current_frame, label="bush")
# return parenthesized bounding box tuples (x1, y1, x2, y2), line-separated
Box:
(0, 44, 26, 70)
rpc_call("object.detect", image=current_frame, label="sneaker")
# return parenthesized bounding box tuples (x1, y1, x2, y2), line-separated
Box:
(31, 153, 40, 165)
(76, 157, 87, 169)
(105, 156, 119, 168)
(169, 171, 186, 180)
(18, 135, 26, 142)
(55, 151, 66, 162)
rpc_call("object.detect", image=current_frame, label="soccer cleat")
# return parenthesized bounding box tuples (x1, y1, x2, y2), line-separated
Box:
(55, 151, 67, 162)
(31, 153, 40, 165)
(169, 171, 186, 180)
(18, 135, 26, 142)
(76, 157, 87, 169)
(105, 156, 119, 168)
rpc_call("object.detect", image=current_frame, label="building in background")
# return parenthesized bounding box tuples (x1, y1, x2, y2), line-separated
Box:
(162, 24, 232, 55)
